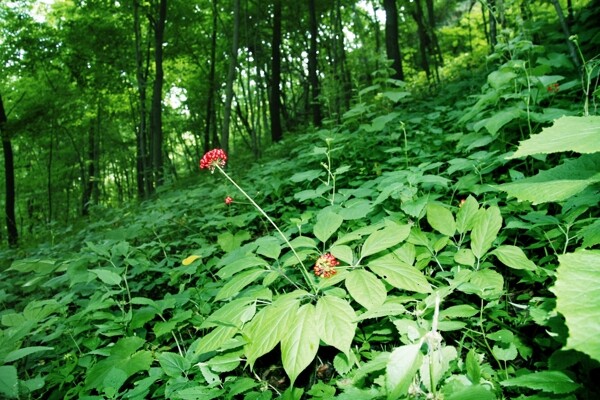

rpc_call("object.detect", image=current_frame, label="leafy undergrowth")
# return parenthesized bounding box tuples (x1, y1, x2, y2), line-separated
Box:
(1, 40, 600, 400)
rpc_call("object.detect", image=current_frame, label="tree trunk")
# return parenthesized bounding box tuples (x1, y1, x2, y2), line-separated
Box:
(412, 0, 431, 80)
(133, 0, 149, 198)
(549, 0, 581, 68)
(0, 94, 18, 247)
(221, 0, 240, 154)
(308, 0, 322, 126)
(425, 0, 443, 69)
(205, 0, 218, 153)
(149, 0, 167, 189)
(383, 0, 404, 81)
(270, 0, 283, 142)
(489, 0, 498, 50)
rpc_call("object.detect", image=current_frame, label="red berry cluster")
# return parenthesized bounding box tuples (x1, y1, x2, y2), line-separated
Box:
(200, 149, 227, 172)
(224, 196, 233, 205)
(547, 83, 560, 93)
(314, 253, 339, 278)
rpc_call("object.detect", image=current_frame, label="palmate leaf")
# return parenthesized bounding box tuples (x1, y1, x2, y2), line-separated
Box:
(499, 153, 600, 205)
(508, 116, 600, 158)
(551, 250, 600, 363)
(281, 304, 320, 386)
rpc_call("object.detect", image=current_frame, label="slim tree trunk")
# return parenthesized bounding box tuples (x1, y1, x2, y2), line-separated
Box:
(308, 0, 322, 126)
(133, 0, 149, 198)
(221, 0, 240, 154)
(270, 0, 283, 142)
(0, 94, 18, 247)
(150, 0, 167, 189)
(412, 0, 431, 80)
(489, 0, 498, 50)
(383, 0, 404, 81)
(550, 0, 580, 68)
(205, 0, 218, 153)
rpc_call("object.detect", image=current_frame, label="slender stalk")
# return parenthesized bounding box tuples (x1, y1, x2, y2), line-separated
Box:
(215, 165, 316, 293)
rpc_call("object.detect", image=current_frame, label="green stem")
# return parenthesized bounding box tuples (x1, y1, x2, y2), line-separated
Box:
(215, 165, 316, 293)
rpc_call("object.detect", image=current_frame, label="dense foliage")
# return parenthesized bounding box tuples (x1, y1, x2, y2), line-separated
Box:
(1, 0, 600, 399)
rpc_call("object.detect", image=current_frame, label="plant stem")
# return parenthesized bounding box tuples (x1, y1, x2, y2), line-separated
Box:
(215, 165, 316, 293)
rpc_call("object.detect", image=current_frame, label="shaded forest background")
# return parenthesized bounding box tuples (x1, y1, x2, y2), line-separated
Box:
(0, 0, 597, 247)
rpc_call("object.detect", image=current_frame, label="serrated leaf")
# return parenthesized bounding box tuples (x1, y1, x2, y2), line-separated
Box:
(90, 269, 122, 286)
(215, 269, 266, 301)
(313, 210, 343, 243)
(281, 304, 320, 386)
(158, 352, 191, 377)
(580, 219, 600, 248)
(426, 203, 456, 236)
(508, 116, 600, 158)
(360, 221, 411, 258)
(499, 153, 600, 205)
(369, 253, 432, 293)
(551, 251, 600, 362)
(470, 206, 502, 259)
(345, 269, 387, 310)
(491, 245, 537, 271)
(386, 344, 423, 398)
(466, 349, 481, 384)
(315, 296, 356, 355)
(500, 370, 581, 394)
(244, 296, 300, 367)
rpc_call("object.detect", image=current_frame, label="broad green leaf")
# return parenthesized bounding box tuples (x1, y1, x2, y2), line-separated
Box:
(360, 221, 411, 258)
(256, 237, 282, 260)
(508, 116, 600, 158)
(455, 195, 479, 234)
(445, 385, 496, 400)
(281, 304, 320, 386)
(439, 305, 478, 319)
(457, 269, 504, 300)
(90, 268, 122, 286)
(200, 298, 256, 329)
(218, 231, 251, 253)
(470, 206, 502, 259)
(339, 198, 373, 220)
(491, 245, 537, 271)
(290, 169, 323, 183)
(158, 352, 191, 378)
(426, 203, 456, 236)
(368, 253, 432, 293)
(580, 219, 600, 248)
(244, 296, 301, 367)
(454, 248, 475, 267)
(382, 91, 410, 102)
(499, 153, 600, 205)
(386, 344, 423, 398)
(330, 245, 354, 265)
(0, 365, 18, 398)
(355, 298, 407, 321)
(315, 296, 357, 355)
(3, 346, 53, 363)
(466, 349, 481, 384)
(551, 251, 600, 362)
(215, 269, 266, 301)
(194, 326, 238, 356)
(313, 210, 343, 243)
(482, 107, 523, 136)
(419, 346, 457, 391)
(500, 370, 581, 394)
(492, 342, 518, 361)
(488, 69, 516, 90)
(8, 259, 56, 275)
(345, 269, 387, 310)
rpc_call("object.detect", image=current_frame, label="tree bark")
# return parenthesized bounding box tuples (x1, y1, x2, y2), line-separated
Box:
(133, 0, 149, 198)
(270, 0, 283, 142)
(412, 0, 431, 80)
(308, 0, 322, 126)
(0, 94, 18, 247)
(221, 0, 240, 154)
(383, 0, 404, 81)
(550, 0, 581, 68)
(149, 0, 167, 189)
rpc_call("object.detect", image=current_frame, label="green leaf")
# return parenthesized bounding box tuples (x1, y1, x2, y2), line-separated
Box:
(551, 251, 600, 362)
(218, 256, 269, 279)
(345, 269, 387, 310)
(466, 349, 481, 384)
(313, 210, 343, 243)
(491, 245, 537, 271)
(0, 365, 18, 399)
(454, 248, 475, 267)
(483, 107, 523, 136)
(330, 245, 354, 265)
(488, 69, 516, 90)
(508, 116, 600, 158)
(194, 326, 238, 356)
(8, 259, 56, 275)
(355, 298, 407, 321)
(499, 153, 600, 205)
(458, 269, 504, 300)
(158, 352, 191, 378)
(368, 253, 432, 293)
(3, 346, 53, 363)
(360, 221, 411, 258)
(290, 169, 323, 183)
(580, 219, 600, 248)
(315, 296, 357, 355)
(470, 206, 502, 259)
(500, 370, 581, 394)
(426, 203, 456, 236)
(215, 269, 266, 301)
(386, 344, 423, 398)
(456, 195, 479, 234)
(200, 298, 256, 329)
(281, 304, 320, 386)
(90, 268, 122, 285)
(218, 231, 251, 253)
(244, 295, 301, 367)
